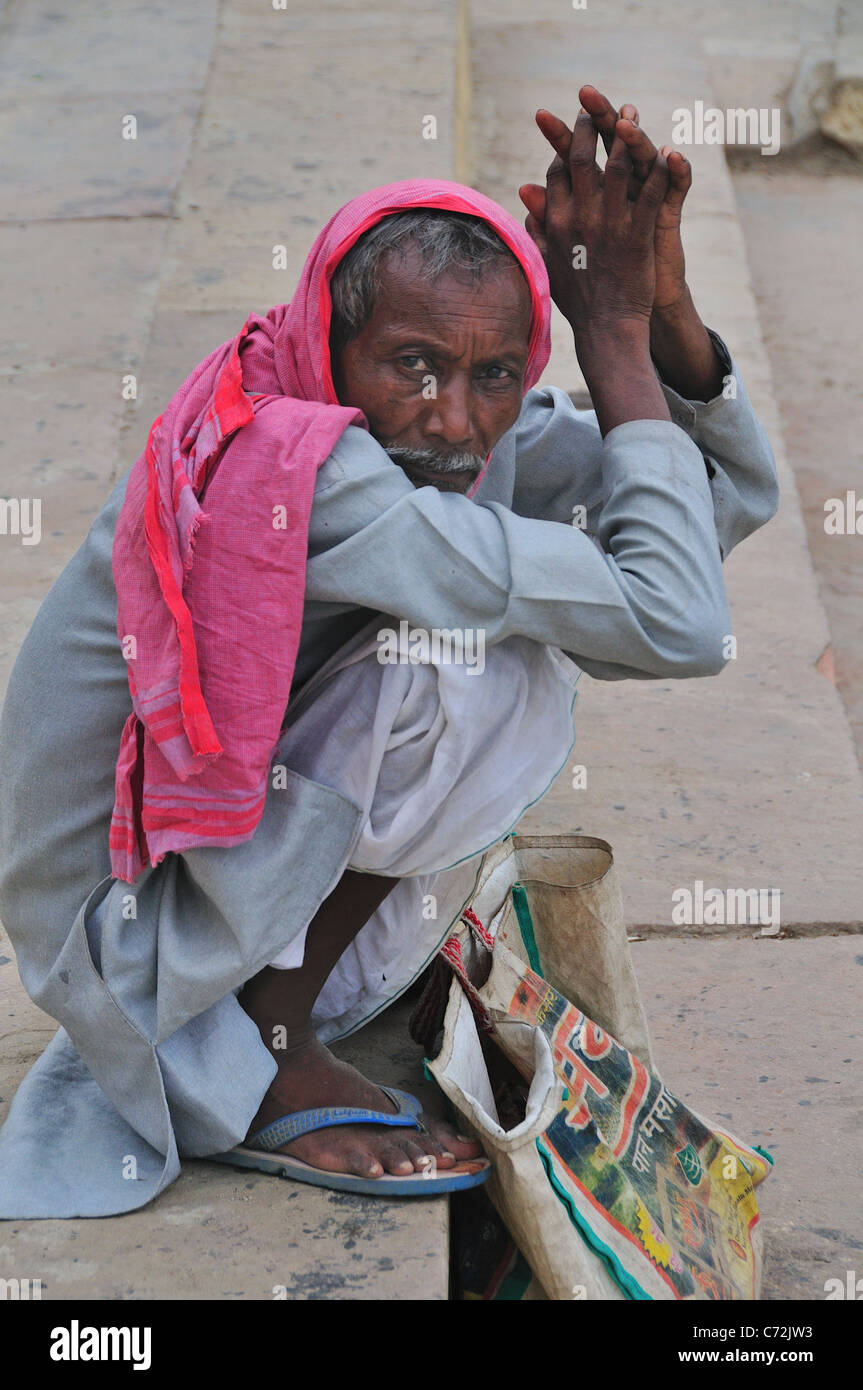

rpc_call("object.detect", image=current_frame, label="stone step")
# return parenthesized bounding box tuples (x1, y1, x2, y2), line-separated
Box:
(467, 2, 863, 932)
(0, 924, 449, 1298)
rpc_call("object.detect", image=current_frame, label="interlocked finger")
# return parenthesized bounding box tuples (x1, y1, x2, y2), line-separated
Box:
(632, 148, 671, 241)
(580, 86, 651, 197)
(567, 109, 602, 199)
(602, 130, 633, 216)
(616, 117, 659, 186)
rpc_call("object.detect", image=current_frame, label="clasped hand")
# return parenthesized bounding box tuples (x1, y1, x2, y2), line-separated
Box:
(519, 85, 693, 338)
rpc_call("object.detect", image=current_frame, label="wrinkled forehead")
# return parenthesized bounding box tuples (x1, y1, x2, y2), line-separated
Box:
(372, 239, 533, 334)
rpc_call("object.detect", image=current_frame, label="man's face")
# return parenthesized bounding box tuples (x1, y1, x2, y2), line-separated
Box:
(332, 240, 532, 493)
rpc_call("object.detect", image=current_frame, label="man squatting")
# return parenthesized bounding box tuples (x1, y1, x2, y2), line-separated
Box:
(0, 87, 778, 1215)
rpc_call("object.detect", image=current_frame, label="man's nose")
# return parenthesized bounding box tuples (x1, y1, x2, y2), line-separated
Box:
(422, 376, 475, 448)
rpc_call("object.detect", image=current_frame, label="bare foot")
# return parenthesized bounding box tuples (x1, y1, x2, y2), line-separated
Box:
(247, 1033, 482, 1179)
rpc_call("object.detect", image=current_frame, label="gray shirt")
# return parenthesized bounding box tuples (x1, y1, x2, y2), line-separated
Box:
(291, 330, 778, 692)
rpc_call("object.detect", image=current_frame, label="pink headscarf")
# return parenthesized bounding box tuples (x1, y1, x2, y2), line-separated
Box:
(109, 179, 552, 882)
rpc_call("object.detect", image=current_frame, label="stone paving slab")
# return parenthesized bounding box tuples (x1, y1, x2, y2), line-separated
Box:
(0, 3, 217, 223)
(0, 0, 219, 98)
(0, 371, 128, 607)
(0, 221, 168, 372)
(632, 936, 863, 1299)
(0, 95, 204, 222)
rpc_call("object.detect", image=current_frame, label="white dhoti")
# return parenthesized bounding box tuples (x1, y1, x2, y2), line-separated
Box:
(266, 620, 580, 1041)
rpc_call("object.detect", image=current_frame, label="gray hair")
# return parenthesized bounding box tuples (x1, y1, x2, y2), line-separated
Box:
(328, 209, 522, 357)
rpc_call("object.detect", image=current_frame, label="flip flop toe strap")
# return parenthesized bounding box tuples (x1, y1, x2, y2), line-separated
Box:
(249, 1101, 424, 1152)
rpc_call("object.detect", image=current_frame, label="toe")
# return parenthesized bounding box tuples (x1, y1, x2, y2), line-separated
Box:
(425, 1115, 482, 1155)
(378, 1143, 416, 1176)
(400, 1137, 453, 1171)
(348, 1148, 384, 1179)
(312, 1144, 383, 1179)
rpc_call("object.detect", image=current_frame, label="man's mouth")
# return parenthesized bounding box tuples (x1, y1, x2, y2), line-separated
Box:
(382, 444, 486, 490)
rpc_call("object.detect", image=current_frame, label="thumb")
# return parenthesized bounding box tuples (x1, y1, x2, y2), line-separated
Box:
(660, 147, 691, 222)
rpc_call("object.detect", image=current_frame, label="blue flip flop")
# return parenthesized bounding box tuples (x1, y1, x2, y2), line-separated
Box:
(207, 1086, 491, 1196)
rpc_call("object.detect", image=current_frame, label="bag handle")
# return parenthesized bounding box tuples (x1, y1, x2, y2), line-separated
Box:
(438, 908, 494, 1032)
(408, 907, 494, 1050)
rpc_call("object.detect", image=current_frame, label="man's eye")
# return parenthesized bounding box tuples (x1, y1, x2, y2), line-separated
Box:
(482, 365, 514, 381)
(398, 355, 428, 370)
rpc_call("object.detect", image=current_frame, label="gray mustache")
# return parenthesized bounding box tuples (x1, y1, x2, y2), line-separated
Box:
(384, 445, 485, 477)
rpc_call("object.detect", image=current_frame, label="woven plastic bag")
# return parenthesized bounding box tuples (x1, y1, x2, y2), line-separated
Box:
(420, 833, 773, 1301)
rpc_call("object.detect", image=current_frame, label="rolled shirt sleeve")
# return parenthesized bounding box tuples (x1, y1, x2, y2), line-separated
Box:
(302, 401, 743, 682)
(510, 328, 779, 562)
